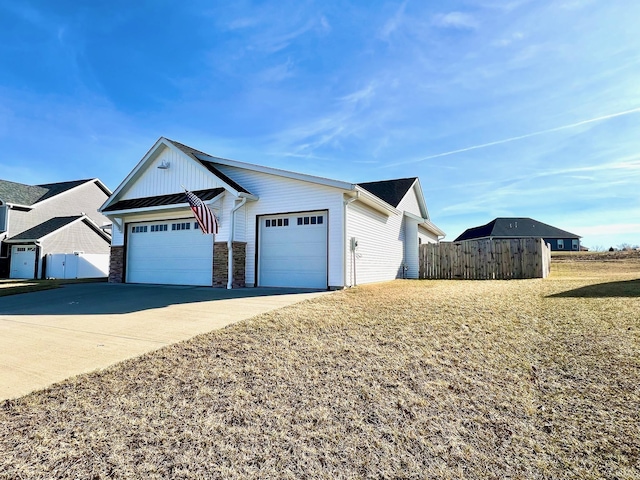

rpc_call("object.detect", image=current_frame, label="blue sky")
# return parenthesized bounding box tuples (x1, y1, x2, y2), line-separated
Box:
(1, 0, 639, 249)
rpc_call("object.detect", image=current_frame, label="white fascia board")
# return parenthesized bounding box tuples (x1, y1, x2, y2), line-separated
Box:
(99, 137, 170, 212)
(79, 214, 112, 241)
(92, 178, 113, 196)
(404, 211, 425, 223)
(6, 202, 33, 210)
(198, 154, 355, 191)
(411, 179, 430, 220)
(421, 220, 446, 238)
(406, 211, 446, 237)
(100, 138, 242, 212)
(353, 186, 400, 215)
(238, 192, 259, 201)
(4, 238, 37, 244)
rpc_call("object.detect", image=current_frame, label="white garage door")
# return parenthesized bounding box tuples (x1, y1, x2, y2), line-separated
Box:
(258, 211, 327, 289)
(126, 219, 213, 286)
(10, 245, 36, 279)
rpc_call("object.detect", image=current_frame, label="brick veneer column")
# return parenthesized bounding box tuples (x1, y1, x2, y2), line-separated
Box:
(212, 241, 246, 288)
(109, 246, 125, 283)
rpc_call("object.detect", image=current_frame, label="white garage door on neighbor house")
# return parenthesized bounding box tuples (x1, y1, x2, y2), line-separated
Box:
(126, 219, 213, 286)
(10, 245, 36, 279)
(258, 211, 328, 289)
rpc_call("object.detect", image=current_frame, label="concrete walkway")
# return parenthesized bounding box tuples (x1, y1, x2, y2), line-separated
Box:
(0, 283, 329, 401)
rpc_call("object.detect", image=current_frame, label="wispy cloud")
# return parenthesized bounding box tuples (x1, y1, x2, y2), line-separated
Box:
(379, 1, 407, 40)
(387, 107, 640, 167)
(340, 82, 377, 106)
(258, 58, 296, 83)
(432, 12, 479, 30)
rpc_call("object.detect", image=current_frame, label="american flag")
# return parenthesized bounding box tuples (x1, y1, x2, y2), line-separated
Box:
(184, 189, 219, 234)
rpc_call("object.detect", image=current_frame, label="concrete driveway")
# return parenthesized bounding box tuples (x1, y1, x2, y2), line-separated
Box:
(0, 283, 328, 401)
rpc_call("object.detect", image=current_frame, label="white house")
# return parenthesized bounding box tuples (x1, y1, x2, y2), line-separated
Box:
(99, 138, 445, 289)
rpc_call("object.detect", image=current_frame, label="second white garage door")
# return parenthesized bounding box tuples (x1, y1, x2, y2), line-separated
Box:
(126, 219, 213, 286)
(258, 211, 328, 289)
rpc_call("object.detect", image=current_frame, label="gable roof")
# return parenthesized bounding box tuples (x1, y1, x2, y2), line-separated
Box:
(166, 139, 252, 195)
(100, 138, 443, 236)
(103, 188, 225, 212)
(455, 217, 581, 241)
(5, 215, 111, 243)
(0, 179, 108, 207)
(164, 138, 353, 191)
(100, 138, 256, 213)
(357, 178, 417, 208)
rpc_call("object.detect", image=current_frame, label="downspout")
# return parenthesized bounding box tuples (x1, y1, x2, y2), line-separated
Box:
(227, 197, 247, 289)
(343, 191, 359, 287)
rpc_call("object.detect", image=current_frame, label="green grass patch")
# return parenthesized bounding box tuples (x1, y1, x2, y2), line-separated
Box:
(0, 277, 107, 297)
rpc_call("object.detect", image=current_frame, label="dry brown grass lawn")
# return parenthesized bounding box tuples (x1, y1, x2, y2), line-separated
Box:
(0, 256, 638, 479)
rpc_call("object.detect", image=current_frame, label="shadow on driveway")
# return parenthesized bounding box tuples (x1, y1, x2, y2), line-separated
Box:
(0, 283, 325, 315)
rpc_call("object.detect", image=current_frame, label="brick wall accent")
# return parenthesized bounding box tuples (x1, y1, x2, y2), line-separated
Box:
(109, 246, 125, 283)
(213, 241, 246, 288)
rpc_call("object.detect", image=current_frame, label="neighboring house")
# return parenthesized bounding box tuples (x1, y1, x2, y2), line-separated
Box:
(454, 217, 581, 251)
(99, 137, 445, 289)
(0, 179, 112, 279)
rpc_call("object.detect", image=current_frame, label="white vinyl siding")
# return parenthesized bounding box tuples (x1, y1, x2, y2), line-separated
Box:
(418, 226, 439, 245)
(123, 146, 224, 200)
(397, 186, 422, 217)
(215, 165, 345, 288)
(345, 201, 404, 286)
(396, 184, 438, 279)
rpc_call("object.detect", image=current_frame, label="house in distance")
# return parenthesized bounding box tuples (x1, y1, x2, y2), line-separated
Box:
(454, 217, 581, 251)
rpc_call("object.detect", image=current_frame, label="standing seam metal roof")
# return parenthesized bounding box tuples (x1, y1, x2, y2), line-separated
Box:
(103, 188, 225, 212)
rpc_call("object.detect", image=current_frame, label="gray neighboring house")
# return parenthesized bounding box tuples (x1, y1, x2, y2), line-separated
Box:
(0, 178, 112, 279)
(454, 217, 581, 251)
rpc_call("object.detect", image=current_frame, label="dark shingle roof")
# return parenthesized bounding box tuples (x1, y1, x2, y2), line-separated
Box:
(0, 180, 48, 205)
(36, 179, 94, 202)
(357, 178, 417, 208)
(0, 179, 93, 206)
(103, 188, 225, 212)
(7, 216, 82, 241)
(455, 218, 581, 241)
(165, 139, 252, 195)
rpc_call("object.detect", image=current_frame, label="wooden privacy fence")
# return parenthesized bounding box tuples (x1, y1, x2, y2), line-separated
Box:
(419, 238, 551, 280)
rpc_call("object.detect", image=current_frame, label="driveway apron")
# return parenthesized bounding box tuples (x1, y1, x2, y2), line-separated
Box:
(0, 283, 328, 401)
